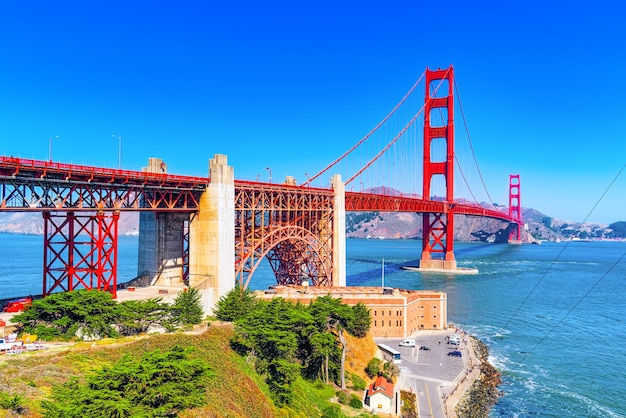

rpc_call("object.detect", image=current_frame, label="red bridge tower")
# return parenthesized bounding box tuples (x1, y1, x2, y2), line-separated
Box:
(420, 66, 457, 271)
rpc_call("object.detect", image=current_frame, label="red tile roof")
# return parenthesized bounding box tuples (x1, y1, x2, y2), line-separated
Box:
(369, 375, 394, 399)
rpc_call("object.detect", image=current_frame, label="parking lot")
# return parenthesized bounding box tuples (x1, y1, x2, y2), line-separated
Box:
(376, 330, 470, 418)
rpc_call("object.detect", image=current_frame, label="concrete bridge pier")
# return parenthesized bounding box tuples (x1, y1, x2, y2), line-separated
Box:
(137, 158, 188, 287)
(331, 174, 346, 287)
(188, 154, 235, 314)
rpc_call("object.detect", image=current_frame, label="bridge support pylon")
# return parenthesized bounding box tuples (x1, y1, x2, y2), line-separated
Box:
(508, 174, 524, 244)
(137, 158, 189, 287)
(188, 154, 235, 314)
(43, 211, 119, 297)
(418, 66, 472, 273)
(332, 174, 346, 286)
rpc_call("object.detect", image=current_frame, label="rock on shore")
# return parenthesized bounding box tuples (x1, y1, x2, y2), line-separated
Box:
(455, 336, 502, 417)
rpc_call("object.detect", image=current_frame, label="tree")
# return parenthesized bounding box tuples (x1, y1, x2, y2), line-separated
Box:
(215, 284, 257, 322)
(41, 345, 212, 417)
(232, 298, 311, 406)
(309, 296, 370, 389)
(117, 298, 171, 335)
(13, 290, 121, 340)
(169, 287, 204, 328)
(365, 357, 382, 378)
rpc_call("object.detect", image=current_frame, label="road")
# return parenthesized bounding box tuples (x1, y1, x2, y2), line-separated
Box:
(376, 331, 470, 418)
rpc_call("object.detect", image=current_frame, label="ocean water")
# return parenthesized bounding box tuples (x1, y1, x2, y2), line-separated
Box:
(0, 234, 624, 417)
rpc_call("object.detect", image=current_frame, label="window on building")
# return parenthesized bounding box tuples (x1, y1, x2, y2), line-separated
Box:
(388, 320, 391, 326)
(382, 311, 384, 316)
(374, 310, 377, 316)
(389, 310, 391, 316)
(374, 320, 377, 326)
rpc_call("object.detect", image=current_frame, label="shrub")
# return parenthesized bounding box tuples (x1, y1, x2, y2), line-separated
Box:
(365, 357, 381, 378)
(348, 393, 363, 409)
(41, 345, 212, 417)
(321, 403, 343, 418)
(0, 391, 26, 414)
(335, 390, 349, 404)
(349, 372, 366, 391)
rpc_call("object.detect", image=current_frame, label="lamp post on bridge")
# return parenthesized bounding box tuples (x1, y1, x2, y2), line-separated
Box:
(111, 134, 122, 169)
(48, 135, 59, 161)
(304, 172, 310, 186)
(266, 167, 272, 184)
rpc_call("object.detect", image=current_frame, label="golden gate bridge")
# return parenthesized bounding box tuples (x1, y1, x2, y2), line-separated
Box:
(0, 66, 523, 305)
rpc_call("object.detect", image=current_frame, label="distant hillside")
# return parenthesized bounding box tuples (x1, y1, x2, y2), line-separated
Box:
(0, 209, 623, 240)
(346, 209, 623, 242)
(0, 212, 139, 236)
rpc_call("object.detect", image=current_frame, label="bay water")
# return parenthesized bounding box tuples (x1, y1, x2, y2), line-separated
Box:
(0, 233, 624, 417)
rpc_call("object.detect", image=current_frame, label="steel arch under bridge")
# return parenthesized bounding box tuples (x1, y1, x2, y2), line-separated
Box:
(234, 182, 336, 289)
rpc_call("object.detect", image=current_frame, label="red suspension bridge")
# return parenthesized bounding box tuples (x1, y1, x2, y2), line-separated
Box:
(0, 66, 523, 307)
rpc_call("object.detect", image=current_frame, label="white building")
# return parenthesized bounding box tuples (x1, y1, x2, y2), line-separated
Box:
(364, 375, 394, 413)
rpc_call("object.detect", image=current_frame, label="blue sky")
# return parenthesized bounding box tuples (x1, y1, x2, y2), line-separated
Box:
(0, 1, 624, 224)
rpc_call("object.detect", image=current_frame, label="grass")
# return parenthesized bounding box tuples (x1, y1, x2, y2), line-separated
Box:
(0, 324, 379, 417)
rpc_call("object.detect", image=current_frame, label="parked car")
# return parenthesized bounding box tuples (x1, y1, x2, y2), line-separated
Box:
(419, 345, 431, 351)
(448, 350, 462, 357)
(399, 338, 416, 347)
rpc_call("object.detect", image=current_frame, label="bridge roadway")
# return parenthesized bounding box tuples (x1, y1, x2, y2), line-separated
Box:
(0, 156, 512, 222)
(376, 330, 477, 417)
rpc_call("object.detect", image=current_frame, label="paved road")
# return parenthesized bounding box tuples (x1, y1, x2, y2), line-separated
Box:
(376, 331, 470, 418)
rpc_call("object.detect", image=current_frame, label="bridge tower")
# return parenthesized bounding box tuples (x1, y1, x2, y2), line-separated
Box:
(420, 66, 457, 271)
(508, 174, 523, 243)
(43, 211, 120, 297)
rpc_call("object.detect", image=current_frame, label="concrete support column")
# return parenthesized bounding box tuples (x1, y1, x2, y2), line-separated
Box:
(137, 158, 187, 286)
(189, 154, 235, 314)
(331, 174, 346, 287)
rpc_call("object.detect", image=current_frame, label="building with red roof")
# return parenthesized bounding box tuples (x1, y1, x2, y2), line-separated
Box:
(364, 375, 395, 413)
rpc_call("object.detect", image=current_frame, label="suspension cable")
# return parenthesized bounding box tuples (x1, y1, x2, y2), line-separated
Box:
(303, 71, 426, 186)
(345, 69, 451, 186)
(455, 79, 496, 207)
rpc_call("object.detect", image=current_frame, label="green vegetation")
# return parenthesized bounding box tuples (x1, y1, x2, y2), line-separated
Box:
(217, 289, 371, 406)
(346, 212, 380, 234)
(365, 357, 382, 378)
(12, 288, 205, 340)
(214, 284, 258, 322)
(41, 345, 212, 417)
(400, 390, 418, 418)
(0, 391, 26, 415)
(1, 287, 374, 417)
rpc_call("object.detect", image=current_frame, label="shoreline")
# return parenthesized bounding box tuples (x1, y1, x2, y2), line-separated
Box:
(444, 334, 501, 417)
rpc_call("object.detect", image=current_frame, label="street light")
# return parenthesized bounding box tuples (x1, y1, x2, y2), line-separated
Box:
(48, 136, 59, 161)
(111, 134, 122, 169)
(266, 167, 272, 184)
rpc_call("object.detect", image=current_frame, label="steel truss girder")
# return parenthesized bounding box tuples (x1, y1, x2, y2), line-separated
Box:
(234, 184, 335, 289)
(43, 211, 119, 297)
(0, 177, 204, 211)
